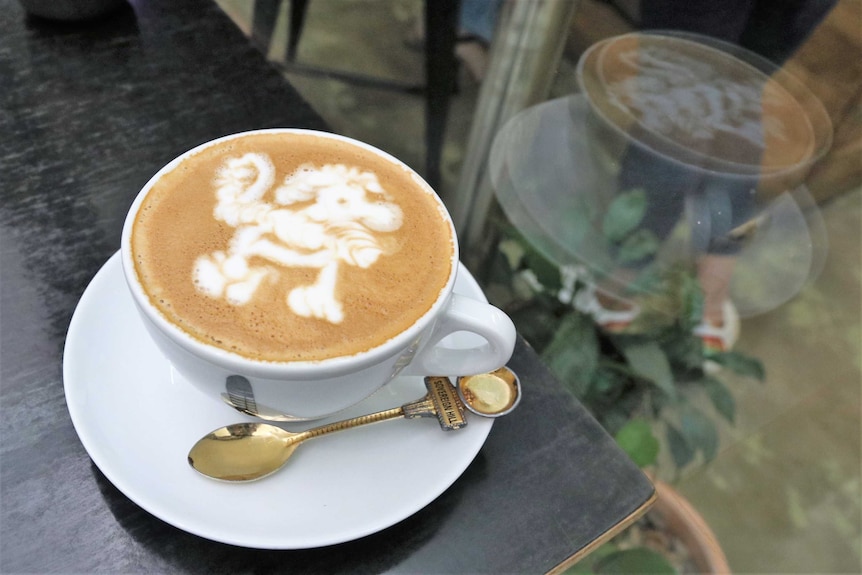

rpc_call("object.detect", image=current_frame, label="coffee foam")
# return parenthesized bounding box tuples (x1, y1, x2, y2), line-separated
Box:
(194, 154, 404, 324)
(131, 132, 454, 362)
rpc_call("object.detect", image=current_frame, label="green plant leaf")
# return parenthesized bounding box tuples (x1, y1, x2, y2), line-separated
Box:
(666, 423, 695, 468)
(649, 389, 670, 419)
(599, 409, 632, 437)
(559, 205, 592, 252)
(626, 267, 663, 294)
(678, 271, 705, 331)
(618, 340, 676, 399)
(616, 229, 660, 265)
(486, 248, 517, 287)
(703, 375, 736, 423)
(614, 419, 660, 468)
(497, 238, 526, 271)
(706, 351, 765, 381)
(584, 371, 633, 435)
(508, 296, 563, 352)
(681, 406, 719, 461)
(524, 249, 562, 291)
(659, 331, 705, 372)
(541, 312, 599, 396)
(590, 366, 625, 395)
(563, 542, 619, 574)
(602, 188, 647, 243)
(593, 548, 678, 574)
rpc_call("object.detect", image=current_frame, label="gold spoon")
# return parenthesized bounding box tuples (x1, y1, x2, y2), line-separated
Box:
(188, 368, 520, 482)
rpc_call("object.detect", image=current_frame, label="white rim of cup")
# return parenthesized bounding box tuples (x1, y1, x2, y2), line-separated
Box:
(120, 128, 459, 379)
(576, 31, 833, 179)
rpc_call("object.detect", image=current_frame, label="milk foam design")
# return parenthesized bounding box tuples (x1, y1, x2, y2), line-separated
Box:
(606, 45, 787, 149)
(193, 152, 403, 323)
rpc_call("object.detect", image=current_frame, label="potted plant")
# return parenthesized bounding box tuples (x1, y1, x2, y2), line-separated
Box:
(480, 190, 765, 573)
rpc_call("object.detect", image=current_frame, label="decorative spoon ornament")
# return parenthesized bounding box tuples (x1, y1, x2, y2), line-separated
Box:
(457, 367, 521, 417)
(189, 368, 520, 482)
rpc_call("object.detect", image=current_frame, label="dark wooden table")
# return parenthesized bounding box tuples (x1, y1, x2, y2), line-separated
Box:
(0, 1, 654, 572)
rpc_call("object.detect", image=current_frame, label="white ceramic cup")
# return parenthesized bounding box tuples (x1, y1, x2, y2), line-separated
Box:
(120, 129, 516, 420)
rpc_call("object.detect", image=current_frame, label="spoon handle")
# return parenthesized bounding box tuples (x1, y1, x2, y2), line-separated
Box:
(295, 374, 469, 442)
(298, 407, 406, 441)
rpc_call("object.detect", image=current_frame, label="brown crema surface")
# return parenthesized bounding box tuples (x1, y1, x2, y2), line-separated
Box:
(131, 132, 454, 362)
(598, 36, 816, 170)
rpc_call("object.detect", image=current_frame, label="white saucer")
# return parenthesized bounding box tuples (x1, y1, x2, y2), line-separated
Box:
(63, 252, 493, 549)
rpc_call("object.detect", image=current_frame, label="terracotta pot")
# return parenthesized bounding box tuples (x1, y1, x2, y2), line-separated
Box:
(652, 479, 731, 574)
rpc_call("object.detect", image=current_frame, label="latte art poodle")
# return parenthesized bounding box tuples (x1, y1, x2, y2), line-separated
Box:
(193, 152, 404, 324)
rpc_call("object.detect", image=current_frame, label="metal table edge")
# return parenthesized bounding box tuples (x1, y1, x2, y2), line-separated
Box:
(546, 474, 658, 575)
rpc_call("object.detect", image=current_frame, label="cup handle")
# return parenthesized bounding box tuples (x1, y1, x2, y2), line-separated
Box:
(401, 294, 516, 377)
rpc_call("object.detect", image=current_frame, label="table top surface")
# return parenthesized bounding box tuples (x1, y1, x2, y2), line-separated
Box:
(0, 0, 654, 572)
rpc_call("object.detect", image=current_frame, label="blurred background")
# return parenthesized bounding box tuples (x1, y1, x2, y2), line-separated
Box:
(216, 1, 860, 572)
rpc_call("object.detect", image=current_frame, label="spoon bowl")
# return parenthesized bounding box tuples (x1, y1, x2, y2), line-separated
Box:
(188, 405, 405, 482)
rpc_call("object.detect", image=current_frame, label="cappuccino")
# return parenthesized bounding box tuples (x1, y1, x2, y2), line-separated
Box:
(130, 132, 454, 362)
(580, 33, 821, 177)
